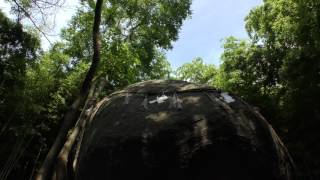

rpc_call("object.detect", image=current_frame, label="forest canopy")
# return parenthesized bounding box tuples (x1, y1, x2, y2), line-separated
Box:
(0, 0, 319, 179)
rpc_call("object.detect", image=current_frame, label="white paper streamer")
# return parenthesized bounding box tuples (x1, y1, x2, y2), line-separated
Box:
(220, 92, 235, 103)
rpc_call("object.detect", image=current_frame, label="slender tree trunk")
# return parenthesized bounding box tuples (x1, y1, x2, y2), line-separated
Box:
(36, 0, 104, 179)
(53, 77, 107, 180)
(29, 145, 43, 180)
(53, 79, 97, 180)
(80, 0, 103, 97)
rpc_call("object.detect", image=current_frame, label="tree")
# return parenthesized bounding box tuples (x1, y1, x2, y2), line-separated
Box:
(245, 1, 320, 178)
(217, 37, 281, 119)
(6, 0, 65, 43)
(36, 0, 192, 179)
(36, 0, 104, 179)
(61, 0, 191, 86)
(175, 57, 217, 85)
(218, 0, 320, 178)
(0, 10, 40, 104)
(0, 10, 43, 180)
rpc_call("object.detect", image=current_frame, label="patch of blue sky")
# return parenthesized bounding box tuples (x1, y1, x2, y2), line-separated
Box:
(166, 0, 262, 69)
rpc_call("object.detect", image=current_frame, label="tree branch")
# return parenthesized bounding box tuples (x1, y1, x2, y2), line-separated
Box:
(11, 0, 53, 45)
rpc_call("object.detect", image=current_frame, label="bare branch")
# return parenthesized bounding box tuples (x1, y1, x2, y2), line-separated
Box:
(11, 0, 52, 44)
(9, 0, 66, 45)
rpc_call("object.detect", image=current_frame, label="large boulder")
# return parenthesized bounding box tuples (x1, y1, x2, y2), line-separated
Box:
(75, 80, 295, 180)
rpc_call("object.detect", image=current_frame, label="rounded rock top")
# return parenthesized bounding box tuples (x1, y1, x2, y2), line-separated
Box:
(75, 80, 296, 180)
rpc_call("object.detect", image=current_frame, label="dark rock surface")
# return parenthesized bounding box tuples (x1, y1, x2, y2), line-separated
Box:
(75, 80, 295, 180)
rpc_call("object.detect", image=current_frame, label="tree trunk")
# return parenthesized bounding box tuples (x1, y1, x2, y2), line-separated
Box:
(53, 77, 107, 180)
(36, 0, 104, 179)
(52, 82, 97, 180)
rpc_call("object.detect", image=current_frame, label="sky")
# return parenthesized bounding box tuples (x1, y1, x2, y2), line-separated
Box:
(0, 0, 262, 68)
(166, 0, 262, 68)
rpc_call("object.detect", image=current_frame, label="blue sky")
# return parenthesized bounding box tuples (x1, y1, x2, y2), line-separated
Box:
(167, 0, 262, 69)
(0, 0, 262, 68)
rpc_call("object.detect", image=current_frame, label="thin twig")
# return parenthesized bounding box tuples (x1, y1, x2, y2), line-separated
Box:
(11, 0, 52, 45)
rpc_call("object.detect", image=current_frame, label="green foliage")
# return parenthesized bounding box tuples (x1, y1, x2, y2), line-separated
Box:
(61, 0, 191, 89)
(0, 10, 39, 104)
(0, 10, 43, 179)
(217, 37, 281, 114)
(175, 57, 217, 85)
(0, 1, 191, 178)
(0, 10, 40, 133)
(217, 0, 320, 178)
(3, 0, 319, 178)
(144, 51, 171, 80)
